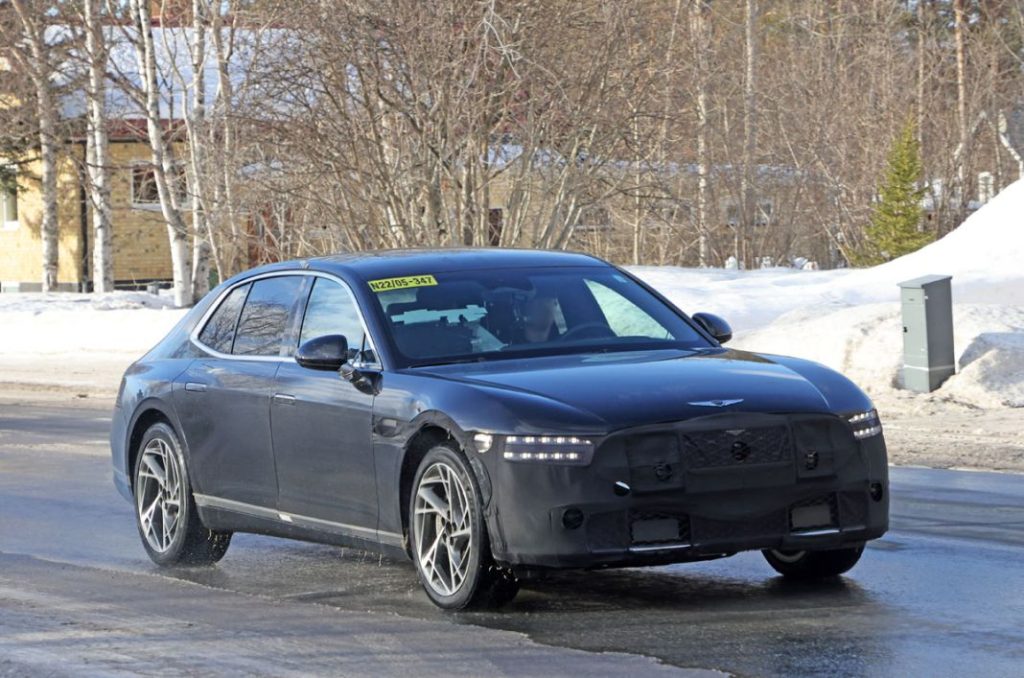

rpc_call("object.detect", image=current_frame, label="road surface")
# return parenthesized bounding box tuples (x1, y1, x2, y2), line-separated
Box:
(2, 398, 1023, 677)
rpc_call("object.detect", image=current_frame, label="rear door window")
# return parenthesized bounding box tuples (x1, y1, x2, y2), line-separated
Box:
(197, 283, 250, 353)
(233, 276, 306, 356)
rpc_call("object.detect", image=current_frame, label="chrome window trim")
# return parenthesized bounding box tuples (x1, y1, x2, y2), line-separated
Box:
(190, 270, 383, 369)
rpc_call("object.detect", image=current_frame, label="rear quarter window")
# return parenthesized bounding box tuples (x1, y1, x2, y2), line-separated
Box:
(197, 283, 250, 353)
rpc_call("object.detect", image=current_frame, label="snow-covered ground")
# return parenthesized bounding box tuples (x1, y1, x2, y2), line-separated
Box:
(631, 178, 1024, 414)
(2, 180, 1022, 468)
(0, 291, 186, 395)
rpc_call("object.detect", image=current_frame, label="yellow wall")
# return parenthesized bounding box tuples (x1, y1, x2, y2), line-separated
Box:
(0, 141, 183, 289)
(107, 141, 174, 283)
(0, 149, 84, 288)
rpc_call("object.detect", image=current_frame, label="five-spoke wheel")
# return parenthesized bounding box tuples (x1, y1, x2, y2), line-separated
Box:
(133, 422, 231, 566)
(136, 436, 184, 554)
(414, 461, 474, 596)
(409, 444, 518, 609)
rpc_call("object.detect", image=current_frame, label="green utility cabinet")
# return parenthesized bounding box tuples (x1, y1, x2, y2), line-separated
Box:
(899, 275, 955, 393)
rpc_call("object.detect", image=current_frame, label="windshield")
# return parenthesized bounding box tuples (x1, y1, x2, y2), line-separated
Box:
(366, 266, 712, 366)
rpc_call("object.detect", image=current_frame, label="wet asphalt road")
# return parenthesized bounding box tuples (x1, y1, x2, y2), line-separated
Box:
(2, 399, 1023, 677)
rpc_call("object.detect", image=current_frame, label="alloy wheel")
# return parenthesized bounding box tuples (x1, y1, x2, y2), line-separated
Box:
(136, 438, 184, 553)
(413, 462, 474, 597)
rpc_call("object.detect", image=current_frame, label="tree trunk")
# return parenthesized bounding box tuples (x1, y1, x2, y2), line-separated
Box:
(129, 0, 193, 307)
(84, 0, 114, 293)
(691, 0, 710, 267)
(37, 91, 59, 291)
(740, 0, 758, 270)
(189, 0, 211, 302)
(210, 4, 238, 278)
(11, 0, 59, 291)
(953, 0, 968, 214)
(916, 0, 926, 150)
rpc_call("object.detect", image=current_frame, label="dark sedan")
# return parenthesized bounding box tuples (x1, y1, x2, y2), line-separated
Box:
(111, 249, 888, 609)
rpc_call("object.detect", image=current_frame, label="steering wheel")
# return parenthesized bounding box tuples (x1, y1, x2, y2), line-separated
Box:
(558, 322, 616, 341)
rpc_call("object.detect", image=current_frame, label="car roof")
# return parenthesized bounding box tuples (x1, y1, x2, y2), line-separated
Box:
(302, 248, 610, 280)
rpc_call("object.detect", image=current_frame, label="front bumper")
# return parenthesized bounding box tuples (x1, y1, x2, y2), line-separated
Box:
(484, 413, 889, 569)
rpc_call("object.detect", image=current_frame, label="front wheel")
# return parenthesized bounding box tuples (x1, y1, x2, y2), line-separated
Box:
(762, 545, 864, 580)
(410, 444, 518, 610)
(133, 422, 231, 566)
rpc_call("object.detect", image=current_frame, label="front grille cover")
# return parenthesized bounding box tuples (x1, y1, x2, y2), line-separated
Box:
(681, 425, 793, 469)
(579, 414, 868, 552)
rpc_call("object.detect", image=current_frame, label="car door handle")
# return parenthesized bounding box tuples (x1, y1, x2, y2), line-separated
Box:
(184, 382, 207, 393)
(273, 393, 296, 405)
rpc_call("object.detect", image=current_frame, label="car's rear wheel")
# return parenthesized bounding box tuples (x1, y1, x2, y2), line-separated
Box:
(133, 422, 231, 566)
(762, 545, 864, 579)
(410, 444, 518, 609)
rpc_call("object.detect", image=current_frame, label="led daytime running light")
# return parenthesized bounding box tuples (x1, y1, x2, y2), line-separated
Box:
(503, 435, 594, 465)
(846, 409, 882, 440)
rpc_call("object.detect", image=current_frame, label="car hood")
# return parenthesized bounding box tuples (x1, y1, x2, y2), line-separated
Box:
(413, 348, 839, 430)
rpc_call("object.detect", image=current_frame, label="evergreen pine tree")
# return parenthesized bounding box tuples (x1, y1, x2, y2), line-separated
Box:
(856, 121, 933, 265)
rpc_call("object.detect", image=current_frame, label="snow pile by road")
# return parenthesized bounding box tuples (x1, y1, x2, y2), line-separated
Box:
(0, 291, 184, 356)
(0, 292, 186, 393)
(632, 178, 1024, 410)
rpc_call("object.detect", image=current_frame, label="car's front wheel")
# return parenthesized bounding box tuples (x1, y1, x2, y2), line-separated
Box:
(410, 444, 518, 609)
(133, 421, 231, 566)
(762, 545, 864, 579)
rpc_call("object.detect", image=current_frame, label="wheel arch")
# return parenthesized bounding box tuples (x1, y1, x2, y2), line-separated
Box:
(125, 399, 183, 495)
(398, 424, 454, 556)
(396, 413, 494, 557)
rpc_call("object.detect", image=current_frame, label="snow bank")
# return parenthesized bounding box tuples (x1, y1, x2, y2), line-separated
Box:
(631, 178, 1024, 410)
(1, 292, 186, 393)
(633, 178, 1024, 334)
(0, 292, 185, 357)
(731, 303, 1024, 409)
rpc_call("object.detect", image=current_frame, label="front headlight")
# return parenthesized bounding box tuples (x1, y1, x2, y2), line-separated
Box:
(845, 409, 882, 440)
(501, 435, 595, 466)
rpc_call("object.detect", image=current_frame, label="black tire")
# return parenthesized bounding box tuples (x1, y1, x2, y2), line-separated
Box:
(409, 443, 518, 610)
(133, 422, 231, 566)
(762, 545, 864, 580)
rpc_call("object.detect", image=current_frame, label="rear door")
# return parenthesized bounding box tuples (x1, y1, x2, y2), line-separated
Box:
(176, 275, 307, 508)
(271, 275, 379, 533)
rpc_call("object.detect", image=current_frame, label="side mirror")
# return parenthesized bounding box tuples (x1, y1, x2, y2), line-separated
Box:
(692, 312, 733, 344)
(295, 334, 349, 371)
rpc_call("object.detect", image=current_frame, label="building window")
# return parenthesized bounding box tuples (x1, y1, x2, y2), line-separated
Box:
(978, 171, 994, 205)
(131, 163, 188, 208)
(488, 208, 504, 246)
(1, 170, 17, 229)
(576, 205, 611, 233)
(755, 200, 773, 227)
(723, 201, 772, 227)
(725, 203, 739, 227)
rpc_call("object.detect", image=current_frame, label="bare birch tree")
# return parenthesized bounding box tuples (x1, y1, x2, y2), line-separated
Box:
(953, 0, 969, 214)
(690, 0, 711, 267)
(116, 0, 193, 307)
(9, 0, 60, 291)
(81, 0, 113, 292)
(739, 0, 758, 269)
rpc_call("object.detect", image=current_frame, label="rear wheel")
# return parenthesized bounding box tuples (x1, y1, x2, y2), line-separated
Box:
(133, 422, 231, 566)
(410, 444, 518, 610)
(762, 545, 864, 579)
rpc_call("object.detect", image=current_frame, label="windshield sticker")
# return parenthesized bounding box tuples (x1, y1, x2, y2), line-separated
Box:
(368, 275, 438, 292)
